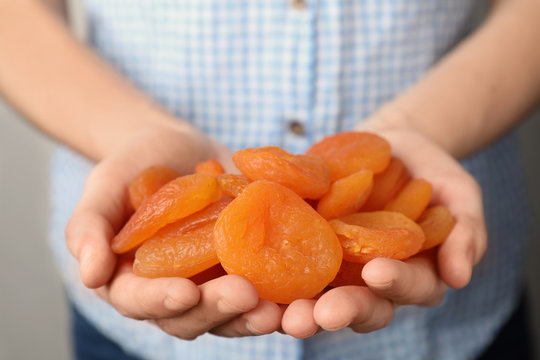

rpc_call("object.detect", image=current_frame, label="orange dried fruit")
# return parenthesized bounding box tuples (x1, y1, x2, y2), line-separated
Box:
(384, 178, 433, 221)
(195, 159, 225, 176)
(154, 196, 233, 235)
(418, 205, 455, 251)
(214, 180, 343, 304)
(132, 197, 232, 278)
(112, 174, 220, 253)
(232, 146, 331, 199)
(362, 158, 410, 211)
(133, 221, 219, 278)
(329, 260, 366, 287)
(316, 170, 374, 220)
(329, 211, 425, 264)
(216, 174, 251, 197)
(128, 165, 179, 210)
(306, 131, 391, 181)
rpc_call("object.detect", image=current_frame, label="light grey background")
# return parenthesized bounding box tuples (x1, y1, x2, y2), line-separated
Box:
(0, 101, 69, 360)
(1, 98, 539, 360)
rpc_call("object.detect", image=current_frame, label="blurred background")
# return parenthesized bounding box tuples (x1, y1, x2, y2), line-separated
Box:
(0, 100, 69, 360)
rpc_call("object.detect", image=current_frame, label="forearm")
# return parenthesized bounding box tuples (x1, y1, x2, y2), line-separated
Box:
(0, 0, 194, 161)
(364, 0, 540, 158)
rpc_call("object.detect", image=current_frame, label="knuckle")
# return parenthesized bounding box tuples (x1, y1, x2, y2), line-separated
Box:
(154, 319, 174, 335)
(134, 289, 156, 319)
(155, 319, 201, 340)
(421, 289, 446, 307)
(350, 305, 394, 333)
(355, 289, 385, 322)
(114, 303, 133, 319)
(376, 307, 395, 330)
(181, 332, 201, 341)
(108, 295, 138, 320)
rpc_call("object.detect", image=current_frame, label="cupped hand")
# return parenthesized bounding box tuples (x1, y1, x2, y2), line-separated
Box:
(65, 123, 282, 339)
(282, 121, 487, 338)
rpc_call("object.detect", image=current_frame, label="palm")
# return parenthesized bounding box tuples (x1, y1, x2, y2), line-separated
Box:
(281, 128, 487, 338)
(65, 124, 282, 339)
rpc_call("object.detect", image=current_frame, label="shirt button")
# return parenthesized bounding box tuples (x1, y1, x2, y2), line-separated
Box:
(290, 0, 307, 10)
(288, 120, 306, 136)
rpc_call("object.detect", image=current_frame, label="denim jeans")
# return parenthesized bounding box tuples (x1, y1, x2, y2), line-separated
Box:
(70, 295, 534, 360)
(70, 304, 142, 360)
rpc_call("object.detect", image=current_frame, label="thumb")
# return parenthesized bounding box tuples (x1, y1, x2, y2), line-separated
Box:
(65, 159, 132, 288)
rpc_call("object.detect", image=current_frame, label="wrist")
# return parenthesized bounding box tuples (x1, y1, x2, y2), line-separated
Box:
(354, 103, 413, 135)
(355, 102, 465, 159)
(91, 105, 204, 160)
(98, 116, 217, 176)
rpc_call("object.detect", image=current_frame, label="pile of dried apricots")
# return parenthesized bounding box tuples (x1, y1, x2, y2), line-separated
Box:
(111, 131, 455, 304)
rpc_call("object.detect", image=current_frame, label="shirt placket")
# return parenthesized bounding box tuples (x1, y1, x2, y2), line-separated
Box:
(281, 0, 317, 153)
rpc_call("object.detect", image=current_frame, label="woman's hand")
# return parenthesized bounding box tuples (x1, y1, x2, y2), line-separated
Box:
(281, 120, 487, 338)
(65, 123, 282, 339)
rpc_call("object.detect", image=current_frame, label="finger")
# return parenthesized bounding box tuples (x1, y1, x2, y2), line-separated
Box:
(438, 213, 487, 289)
(428, 167, 487, 289)
(210, 299, 282, 337)
(103, 259, 200, 320)
(65, 160, 133, 288)
(362, 255, 447, 306)
(313, 286, 394, 333)
(281, 299, 319, 339)
(65, 208, 118, 288)
(153, 275, 260, 340)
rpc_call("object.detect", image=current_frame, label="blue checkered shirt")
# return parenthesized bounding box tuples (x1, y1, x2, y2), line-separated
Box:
(49, 1, 530, 359)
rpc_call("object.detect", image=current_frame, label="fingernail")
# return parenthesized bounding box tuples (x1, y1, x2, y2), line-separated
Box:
(245, 321, 263, 335)
(217, 298, 245, 314)
(373, 280, 394, 290)
(164, 294, 186, 311)
(79, 246, 97, 288)
(80, 246, 91, 269)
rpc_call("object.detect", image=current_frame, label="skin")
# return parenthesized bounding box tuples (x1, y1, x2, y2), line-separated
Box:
(1, 0, 539, 340)
(283, 129, 486, 337)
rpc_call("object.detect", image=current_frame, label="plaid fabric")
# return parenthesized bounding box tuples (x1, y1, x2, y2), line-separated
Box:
(49, 1, 530, 359)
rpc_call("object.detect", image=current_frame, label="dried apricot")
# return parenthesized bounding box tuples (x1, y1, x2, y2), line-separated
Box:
(384, 178, 433, 221)
(214, 180, 343, 304)
(216, 174, 251, 198)
(132, 197, 232, 278)
(329, 260, 366, 287)
(329, 211, 425, 264)
(154, 196, 233, 236)
(362, 158, 410, 211)
(316, 170, 373, 220)
(195, 159, 225, 176)
(418, 205, 455, 251)
(306, 131, 391, 181)
(128, 166, 179, 210)
(112, 174, 220, 253)
(233, 146, 331, 199)
(133, 221, 219, 278)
